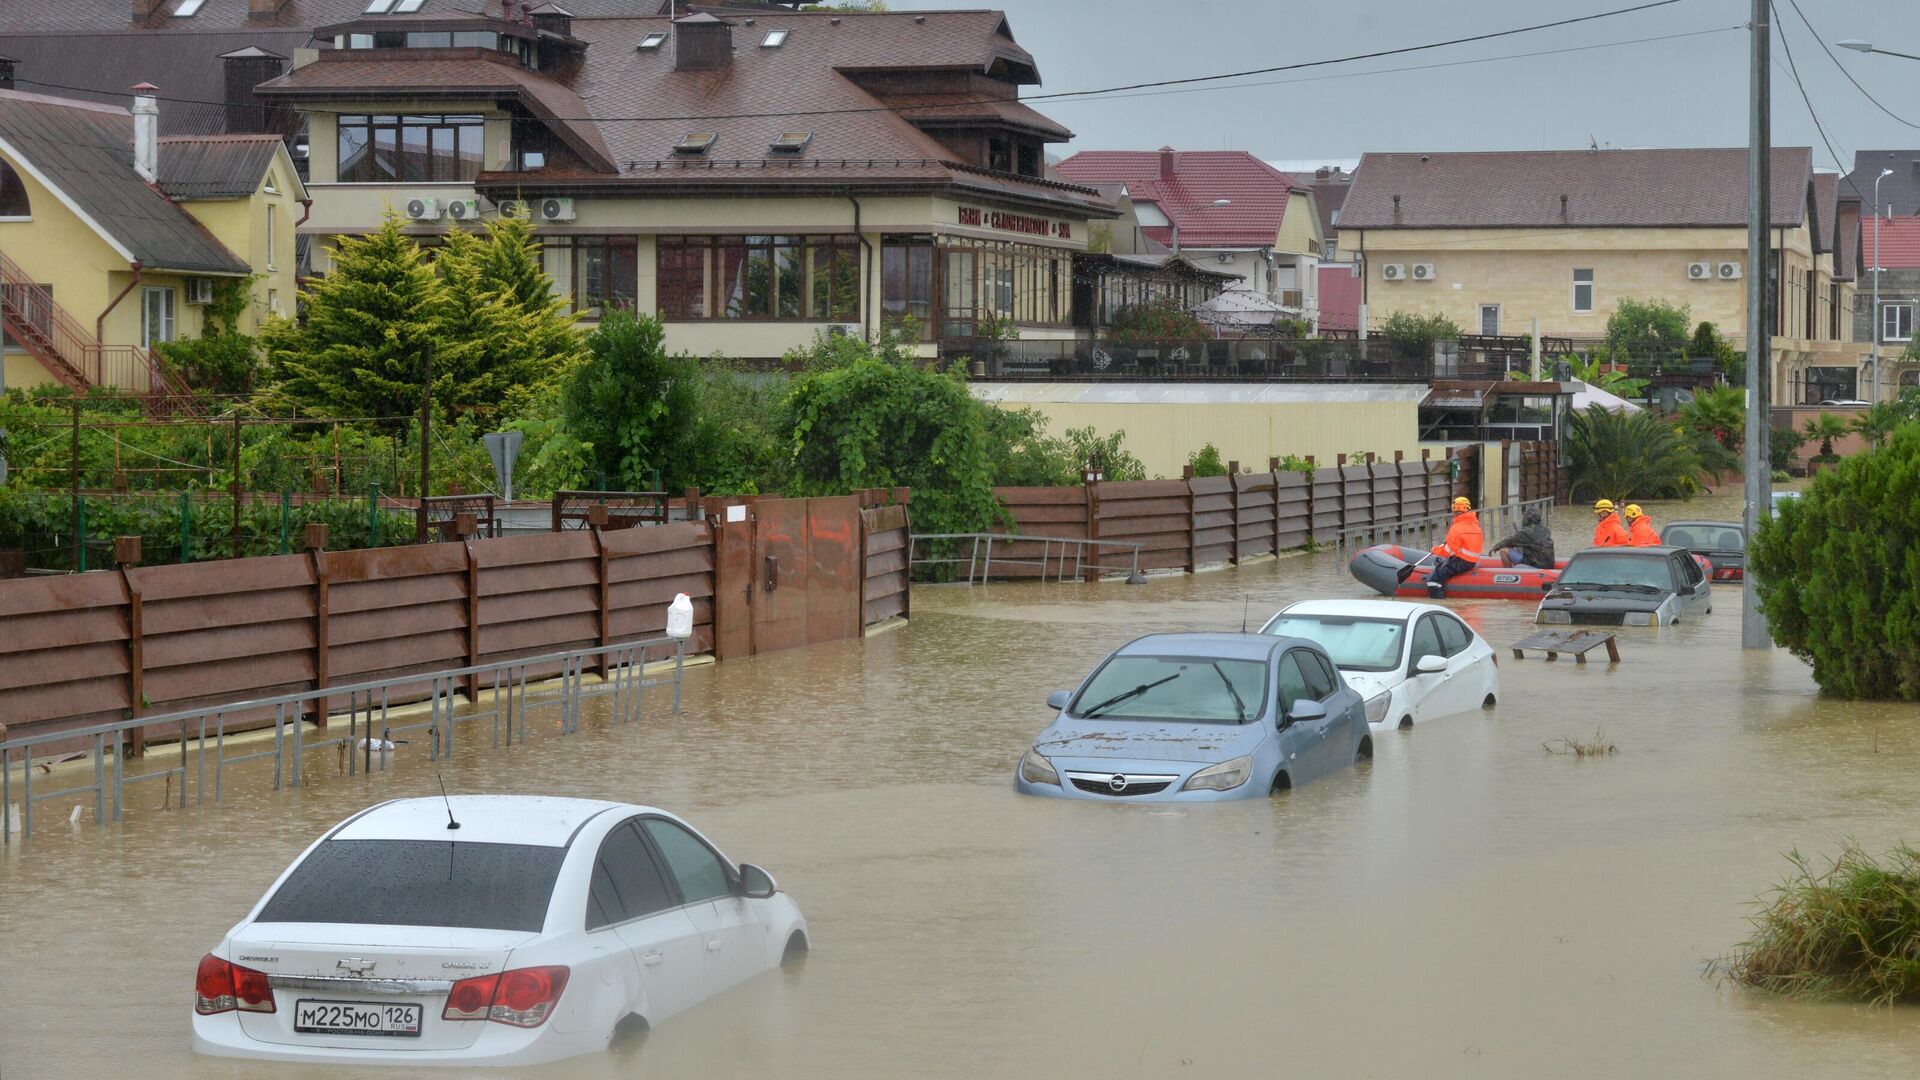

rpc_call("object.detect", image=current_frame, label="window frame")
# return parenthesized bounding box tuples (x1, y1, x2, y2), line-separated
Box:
(1572, 268, 1594, 313)
(0, 159, 32, 220)
(1883, 302, 1913, 343)
(1295, 650, 1339, 701)
(1409, 614, 1444, 668)
(638, 816, 737, 906)
(141, 286, 176, 350)
(562, 235, 639, 319)
(657, 234, 860, 323)
(334, 113, 485, 184)
(584, 819, 678, 932)
(1434, 615, 1472, 657)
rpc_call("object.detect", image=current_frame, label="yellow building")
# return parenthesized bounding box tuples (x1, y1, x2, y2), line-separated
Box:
(0, 87, 304, 395)
(1340, 148, 1860, 399)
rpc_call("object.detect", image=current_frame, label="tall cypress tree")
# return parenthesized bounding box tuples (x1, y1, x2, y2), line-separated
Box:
(262, 212, 444, 427)
(435, 217, 584, 418)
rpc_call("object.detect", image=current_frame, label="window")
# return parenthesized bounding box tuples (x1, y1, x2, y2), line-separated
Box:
(0, 160, 30, 218)
(638, 32, 668, 50)
(1410, 615, 1443, 667)
(141, 287, 175, 349)
(1069, 653, 1269, 724)
(1572, 268, 1594, 313)
(568, 236, 638, 318)
(1016, 142, 1041, 178)
(173, 0, 207, 16)
(761, 29, 789, 48)
(256, 840, 564, 932)
(987, 137, 1011, 173)
(587, 821, 675, 930)
(393, 0, 426, 12)
(656, 235, 858, 322)
(1261, 614, 1405, 672)
(267, 288, 280, 315)
(1479, 304, 1500, 336)
(1276, 653, 1311, 716)
(336, 115, 484, 183)
(265, 206, 276, 270)
(640, 819, 733, 904)
(673, 133, 717, 156)
(937, 237, 1071, 330)
(1297, 651, 1338, 700)
(363, 0, 395, 12)
(882, 236, 934, 337)
(1884, 303, 1913, 343)
(769, 131, 813, 154)
(1435, 616, 1472, 657)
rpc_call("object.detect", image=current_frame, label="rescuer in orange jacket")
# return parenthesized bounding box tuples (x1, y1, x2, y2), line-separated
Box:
(1425, 497, 1485, 598)
(1624, 503, 1660, 546)
(1592, 499, 1631, 547)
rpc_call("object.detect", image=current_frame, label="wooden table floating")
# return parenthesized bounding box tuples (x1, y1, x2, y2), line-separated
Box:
(1509, 629, 1622, 664)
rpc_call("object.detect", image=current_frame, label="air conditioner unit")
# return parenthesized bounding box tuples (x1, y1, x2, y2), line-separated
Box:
(445, 198, 480, 222)
(404, 196, 441, 221)
(538, 197, 577, 222)
(1688, 261, 1713, 281)
(185, 278, 215, 305)
(495, 198, 529, 219)
(1381, 263, 1407, 281)
(1718, 261, 1743, 280)
(1215, 252, 1235, 265)
(1410, 262, 1436, 281)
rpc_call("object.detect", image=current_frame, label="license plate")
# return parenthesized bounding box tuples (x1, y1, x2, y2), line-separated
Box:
(294, 999, 422, 1037)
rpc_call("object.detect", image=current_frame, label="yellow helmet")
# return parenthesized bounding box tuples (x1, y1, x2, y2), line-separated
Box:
(1623, 503, 1645, 521)
(1451, 496, 1472, 511)
(1593, 498, 1615, 513)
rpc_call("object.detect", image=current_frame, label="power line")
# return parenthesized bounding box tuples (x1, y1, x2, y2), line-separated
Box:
(1781, 0, 1920, 136)
(16, 0, 1705, 126)
(1769, 1, 1851, 177)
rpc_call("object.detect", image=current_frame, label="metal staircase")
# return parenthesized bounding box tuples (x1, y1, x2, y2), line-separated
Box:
(0, 247, 195, 411)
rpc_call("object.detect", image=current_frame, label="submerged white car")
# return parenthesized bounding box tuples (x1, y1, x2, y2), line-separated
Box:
(1260, 599, 1499, 730)
(191, 796, 807, 1067)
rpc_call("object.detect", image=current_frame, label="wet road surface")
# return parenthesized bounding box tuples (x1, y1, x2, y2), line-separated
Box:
(4, 493, 1920, 1078)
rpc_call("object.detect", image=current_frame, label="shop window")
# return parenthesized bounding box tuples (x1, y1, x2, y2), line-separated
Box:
(0, 160, 30, 219)
(657, 235, 860, 322)
(336, 115, 484, 183)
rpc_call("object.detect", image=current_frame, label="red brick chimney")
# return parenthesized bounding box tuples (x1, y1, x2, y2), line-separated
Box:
(1158, 146, 1176, 182)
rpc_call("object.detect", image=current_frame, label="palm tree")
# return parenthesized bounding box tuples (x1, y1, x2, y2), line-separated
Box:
(1562, 403, 1706, 501)
(1802, 412, 1850, 460)
(1680, 385, 1745, 450)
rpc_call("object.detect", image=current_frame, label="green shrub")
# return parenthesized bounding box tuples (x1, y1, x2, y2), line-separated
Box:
(1725, 844, 1920, 1004)
(1605, 297, 1690, 354)
(157, 333, 260, 395)
(1561, 403, 1708, 501)
(1107, 298, 1208, 341)
(1377, 311, 1461, 358)
(1750, 422, 1920, 698)
(1768, 427, 1807, 472)
(1187, 443, 1228, 477)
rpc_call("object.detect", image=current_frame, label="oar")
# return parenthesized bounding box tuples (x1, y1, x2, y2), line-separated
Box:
(1395, 550, 1438, 583)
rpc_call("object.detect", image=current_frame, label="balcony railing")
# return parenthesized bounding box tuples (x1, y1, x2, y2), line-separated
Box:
(947, 336, 1534, 382)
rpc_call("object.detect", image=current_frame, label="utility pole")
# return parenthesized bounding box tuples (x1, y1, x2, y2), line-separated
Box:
(1743, 0, 1772, 650)
(416, 344, 433, 544)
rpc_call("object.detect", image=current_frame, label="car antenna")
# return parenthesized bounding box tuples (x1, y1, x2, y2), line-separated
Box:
(1241, 595, 1250, 633)
(437, 773, 461, 831)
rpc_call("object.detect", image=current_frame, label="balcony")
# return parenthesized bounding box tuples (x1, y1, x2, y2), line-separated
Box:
(945, 334, 1548, 382)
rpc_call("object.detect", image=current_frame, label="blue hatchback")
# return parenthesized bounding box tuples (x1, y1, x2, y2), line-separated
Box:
(1015, 632, 1372, 802)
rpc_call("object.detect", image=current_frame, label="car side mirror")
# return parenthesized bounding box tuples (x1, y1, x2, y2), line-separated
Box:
(1415, 654, 1448, 675)
(738, 863, 777, 900)
(1047, 690, 1072, 711)
(1282, 699, 1327, 728)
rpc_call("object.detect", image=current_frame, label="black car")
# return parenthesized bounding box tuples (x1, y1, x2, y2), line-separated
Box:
(1659, 520, 1744, 581)
(1535, 547, 1713, 627)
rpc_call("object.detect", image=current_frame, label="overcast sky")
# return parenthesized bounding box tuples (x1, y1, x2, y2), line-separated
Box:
(908, 0, 1920, 175)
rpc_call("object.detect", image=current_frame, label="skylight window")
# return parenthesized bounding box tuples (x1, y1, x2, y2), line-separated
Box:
(638, 31, 668, 50)
(393, 0, 427, 11)
(673, 133, 717, 156)
(174, 0, 208, 16)
(769, 131, 812, 153)
(761, 29, 789, 48)
(364, 0, 396, 12)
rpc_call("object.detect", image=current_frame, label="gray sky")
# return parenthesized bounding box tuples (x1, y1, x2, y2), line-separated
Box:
(909, 0, 1920, 175)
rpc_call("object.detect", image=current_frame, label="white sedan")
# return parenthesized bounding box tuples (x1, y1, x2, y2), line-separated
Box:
(1259, 599, 1499, 731)
(191, 795, 808, 1067)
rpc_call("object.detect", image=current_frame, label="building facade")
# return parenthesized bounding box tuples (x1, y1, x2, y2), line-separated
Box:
(253, 7, 1113, 360)
(1856, 217, 1920, 397)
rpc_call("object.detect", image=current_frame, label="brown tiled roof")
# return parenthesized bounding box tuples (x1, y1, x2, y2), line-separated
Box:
(0, 30, 306, 136)
(157, 133, 283, 199)
(884, 91, 1070, 140)
(1844, 149, 1920, 216)
(0, 89, 249, 274)
(1340, 148, 1814, 230)
(255, 49, 616, 172)
(1813, 172, 1838, 254)
(1834, 199, 1859, 281)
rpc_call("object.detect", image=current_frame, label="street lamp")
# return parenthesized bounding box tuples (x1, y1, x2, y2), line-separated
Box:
(1836, 38, 1920, 62)
(1872, 167, 1894, 403)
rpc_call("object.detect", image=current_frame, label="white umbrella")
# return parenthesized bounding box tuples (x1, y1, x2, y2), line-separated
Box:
(1570, 379, 1642, 414)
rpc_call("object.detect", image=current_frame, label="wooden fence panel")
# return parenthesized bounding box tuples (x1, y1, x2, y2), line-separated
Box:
(992, 486, 1088, 578)
(1310, 466, 1344, 543)
(603, 521, 715, 662)
(325, 543, 470, 689)
(1276, 472, 1313, 550)
(862, 503, 911, 625)
(1189, 475, 1235, 569)
(0, 574, 130, 734)
(1095, 480, 1191, 572)
(472, 532, 601, 674)
(1232, 472, 1276, 561)
(136, 556, 317, 717)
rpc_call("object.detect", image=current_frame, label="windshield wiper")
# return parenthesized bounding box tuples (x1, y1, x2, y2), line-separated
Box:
(1209, 662, 1248, 723)
(1561, 582, 1617, 591)
(1081, 673, 1181, 718)
(1611, 583, 1663, 593)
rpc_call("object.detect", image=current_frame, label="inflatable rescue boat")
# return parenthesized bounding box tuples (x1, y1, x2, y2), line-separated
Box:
(1348, 543, 1564, 600)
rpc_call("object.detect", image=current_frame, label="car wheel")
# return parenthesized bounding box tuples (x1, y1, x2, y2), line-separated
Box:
(1398, 715, 1414, 730)
(1270, 770, 1292, 794)
(782, 930, 810, 965)
(1355, 736, 1373, 762)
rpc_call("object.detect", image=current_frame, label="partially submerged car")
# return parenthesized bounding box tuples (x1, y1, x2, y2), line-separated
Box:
(1259, 599, 1499, 731)
(1017, 632, 1370, 801)
(1660, 520, 1745, 581)
(1535, 547, 1712, 627)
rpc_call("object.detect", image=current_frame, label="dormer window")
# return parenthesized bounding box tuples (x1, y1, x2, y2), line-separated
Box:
(638, 32, 668, 50)
(769, 131, 812, 154)
(393, 0, 425, 10)
(364, 0, 394, 12)
(173, 0, 207, 16)
(761, 30, 789, 48)
(674, 133, 717, 156)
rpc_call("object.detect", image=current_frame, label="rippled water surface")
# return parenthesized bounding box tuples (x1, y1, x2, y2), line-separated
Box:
(5, 493, 1920, 1079)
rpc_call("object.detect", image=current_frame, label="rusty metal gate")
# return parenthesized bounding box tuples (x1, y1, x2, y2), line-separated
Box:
(711, 495, 866, 660)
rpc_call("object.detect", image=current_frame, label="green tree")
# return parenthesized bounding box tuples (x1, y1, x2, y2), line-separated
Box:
(1569, 351, 1649, 400)
(261, 213, 446, 427)
(1562, 403, 1707, 501)
(434, 226, 582, 417)
(1680, 385, 1745, 451)
(1803, 412, 1850, 460)
(1605, 297, 1691, 356)
(1377, 311, 1461, 360)
(561, 310, 695, 490)
(1750, 422, 1920, 698)
(1187, 442, 1228, 477)
(156, 276, 261, 395)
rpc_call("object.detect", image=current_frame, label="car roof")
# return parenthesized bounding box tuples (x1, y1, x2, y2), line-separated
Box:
(1662, 520, 1742, 530)
(1280, 598, 1434, 619)
(330, 796, 638, 847)
(1118, 632, 1286, 661)
(1567, 545, 1689, 557)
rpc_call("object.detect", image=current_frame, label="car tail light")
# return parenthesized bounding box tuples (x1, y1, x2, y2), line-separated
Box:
(442, 966, 569, 1028)
(196, 954, 275, 1015)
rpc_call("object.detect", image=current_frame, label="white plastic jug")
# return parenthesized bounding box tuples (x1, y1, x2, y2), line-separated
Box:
(665, 592, 694, 640)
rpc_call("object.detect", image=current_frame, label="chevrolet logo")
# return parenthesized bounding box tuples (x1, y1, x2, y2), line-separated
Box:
(337, 957, 377, 977)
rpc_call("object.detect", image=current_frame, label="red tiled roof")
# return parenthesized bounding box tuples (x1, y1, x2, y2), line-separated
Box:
(1053, 148, 1295, 248)
(1863, 216, 1920, 270)
(1339, 148, 1813, 230)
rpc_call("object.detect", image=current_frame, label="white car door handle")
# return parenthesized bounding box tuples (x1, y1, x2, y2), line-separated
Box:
(642, 952, 665, 967)
(706, 939, 724, 952)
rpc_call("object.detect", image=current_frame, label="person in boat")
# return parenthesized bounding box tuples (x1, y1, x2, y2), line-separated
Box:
(1425, 496, 1484, 599)
(1489, 509, 1555, 568)
(1592, 499, 1630, 547)
(1624, 503, 1660, 546)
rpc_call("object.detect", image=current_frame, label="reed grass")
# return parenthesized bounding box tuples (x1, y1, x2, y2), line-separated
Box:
(1725, 844, 1920, 1005)
(1542, 729, 1617, 758)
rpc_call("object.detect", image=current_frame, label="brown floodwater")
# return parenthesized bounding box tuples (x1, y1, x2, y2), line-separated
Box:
(5, 491, 1920, 1079)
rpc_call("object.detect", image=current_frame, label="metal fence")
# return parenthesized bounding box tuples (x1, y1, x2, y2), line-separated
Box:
(1, 635, 686, 844)
(908, 532, 1144, 584)
(1333, 497, 1557, 562)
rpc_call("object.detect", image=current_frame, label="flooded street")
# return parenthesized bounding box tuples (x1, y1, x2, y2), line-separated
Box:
(5, 492, 1920, 1078)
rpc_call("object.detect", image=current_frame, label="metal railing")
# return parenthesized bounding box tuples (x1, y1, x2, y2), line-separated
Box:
(1333, 497, 1557, 562)
(909, 532, 1143, 584)
(1, 636, 687, 844)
